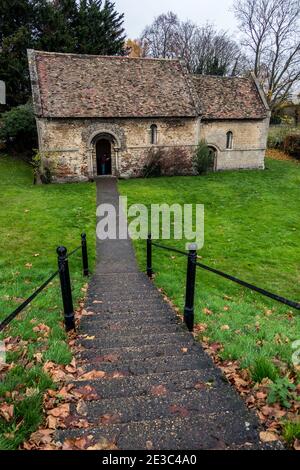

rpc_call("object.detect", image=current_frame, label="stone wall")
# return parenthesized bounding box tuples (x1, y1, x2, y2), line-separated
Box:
(36, 115, 269, 182)
(36, 117, 199, 181)
(200, 118, 269, 170)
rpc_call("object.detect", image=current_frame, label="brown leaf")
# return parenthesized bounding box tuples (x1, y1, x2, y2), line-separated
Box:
(194, 382, 207, 390)
(259, 431, 279, 442)
(72, 385, 99, 401)
(47, 404, 70, 419)
(150, 385, 168, 396)
(62, 437, 89, 450)
(261, 405, 275, 416)
(169, 404, 189, 417)
(99, 413, 121, 425)
(33, 323, 51, 335)
(220, 325, 230, 331)
(47, 415, 58, 429)
(203, 308, 213, 316)
(0, 403, 14, 422)
(29, 429, 54, 445)
(76, 400, 88, 417)
(78, 370, 106, 381)
(87, 438, 118, 450)
(294, 439, 300, 451)
(256, 391, 267, 400)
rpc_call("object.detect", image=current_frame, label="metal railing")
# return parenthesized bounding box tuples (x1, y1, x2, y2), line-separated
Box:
(146, 234, 300, 332)
(0, 233, 89, 333)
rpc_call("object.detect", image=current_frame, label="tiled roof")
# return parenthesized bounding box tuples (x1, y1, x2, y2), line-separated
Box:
(28, 50, 198, 118)
(28, 50, 268, 120)
(192, 75, 268, 120)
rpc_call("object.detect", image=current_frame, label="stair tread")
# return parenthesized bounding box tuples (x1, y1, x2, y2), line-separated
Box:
(56, 414, 262, 450)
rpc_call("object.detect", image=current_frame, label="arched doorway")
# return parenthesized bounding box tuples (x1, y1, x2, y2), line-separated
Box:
(208, 146, 217, 171)
(96, 139, 112, 176)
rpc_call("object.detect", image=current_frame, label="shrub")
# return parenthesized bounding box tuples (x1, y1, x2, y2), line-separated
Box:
(0, 103, 37, 154)
(193, 140, 213, 175)
(268, 126, 300, 150)
(142, 148, 162, 177)
(283, 134, 300, 159)
(250, 357, 278, 383)
(31, 150, 52, 184)
(142, 147, 192, 177)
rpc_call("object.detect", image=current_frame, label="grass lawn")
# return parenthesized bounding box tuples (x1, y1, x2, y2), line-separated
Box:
(0, 154, 96, 449)
(119, 158, 300, 407)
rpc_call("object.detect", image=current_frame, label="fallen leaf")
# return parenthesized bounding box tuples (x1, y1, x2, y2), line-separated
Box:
(76, 400, 88, 416)
(25, 263, 32, 269)
(220, 325, 230, 331)
(259, 431, 279, 442)
(87, 438, 118, 450)
(72, 385, 99, 401)
(62, 437, 88, 450)
(29, 429, 54, 445)
(203, 308, 213, 315)
(47, 404, 70, 419)
(294, 439, 300, 451)
(0, 403, 14, 422)
(78, 370, 106, 381)
(47, 415, 58, 429)
(150, 385, 168, 396)
(99, 414, 121, 425)
(169, 404, 189, 417)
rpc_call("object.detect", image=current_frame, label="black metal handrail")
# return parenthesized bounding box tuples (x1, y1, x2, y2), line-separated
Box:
(0, 233, 89, 333)
(146, 234, 300, 332)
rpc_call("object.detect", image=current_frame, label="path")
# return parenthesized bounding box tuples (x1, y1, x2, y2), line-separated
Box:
(57, 178, 268, 450)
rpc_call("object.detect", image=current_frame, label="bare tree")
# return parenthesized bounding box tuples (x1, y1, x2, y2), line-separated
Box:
(233, 0, 300, 109)
(141, 13, 245, 76)
(141, 12, 179, 59)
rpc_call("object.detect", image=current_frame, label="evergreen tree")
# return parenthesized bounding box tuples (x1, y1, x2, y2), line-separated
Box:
(76, 0, 125, 55)
(0, 0, 126, 107)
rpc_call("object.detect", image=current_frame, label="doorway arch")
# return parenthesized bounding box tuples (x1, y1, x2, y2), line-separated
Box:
(96, 138, 112, 175)
(207, 145, 218, 171)
(89, 131, 120, 177)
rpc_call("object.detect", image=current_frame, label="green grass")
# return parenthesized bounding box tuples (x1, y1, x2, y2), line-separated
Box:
(119, 158, 300, 373)
(0, 153, 96, 449)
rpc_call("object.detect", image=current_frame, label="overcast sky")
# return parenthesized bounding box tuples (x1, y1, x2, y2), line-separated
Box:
(114, 0, 238, 39)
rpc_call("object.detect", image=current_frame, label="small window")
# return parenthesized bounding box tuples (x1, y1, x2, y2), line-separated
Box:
(150, 124, 158, 145)
(226, 131, 233, 149)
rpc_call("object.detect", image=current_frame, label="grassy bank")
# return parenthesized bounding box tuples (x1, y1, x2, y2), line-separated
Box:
(119, 158, 300, 426)
(0, 154, 96, 449)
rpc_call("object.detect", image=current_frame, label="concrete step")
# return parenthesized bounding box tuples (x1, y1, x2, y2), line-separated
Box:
(81, 304, 178, 319)
(79, 353, 213, 376)
(85, 298, 174, 311)
(56, 414, 261, 450)
(71, 369, 221, 400)
(79, 314, 181, 330)
(78, 341, 199, 363)
(78, 322, 186, 337)
(68, 388, 252, 425)
(79, 332, 193, 350)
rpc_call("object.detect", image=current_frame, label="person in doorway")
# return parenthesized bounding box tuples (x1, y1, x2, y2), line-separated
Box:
(100, 153, 109, 175)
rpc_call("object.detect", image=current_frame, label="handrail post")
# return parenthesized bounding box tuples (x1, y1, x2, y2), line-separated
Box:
(184, 243, 197, 332)
(57, 246, 75, 331)
(147, 233, 153, 278)
(81, 233, 89, 277)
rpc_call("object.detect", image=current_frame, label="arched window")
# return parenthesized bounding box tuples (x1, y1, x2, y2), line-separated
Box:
(150, 124, 158, 145)
(226, 131, 233, 149)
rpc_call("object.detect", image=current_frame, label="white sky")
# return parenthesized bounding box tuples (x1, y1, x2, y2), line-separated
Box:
(113, 0, 238, 39)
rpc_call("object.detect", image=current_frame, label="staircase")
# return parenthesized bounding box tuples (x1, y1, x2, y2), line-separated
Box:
(56, 178, 265, 450)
